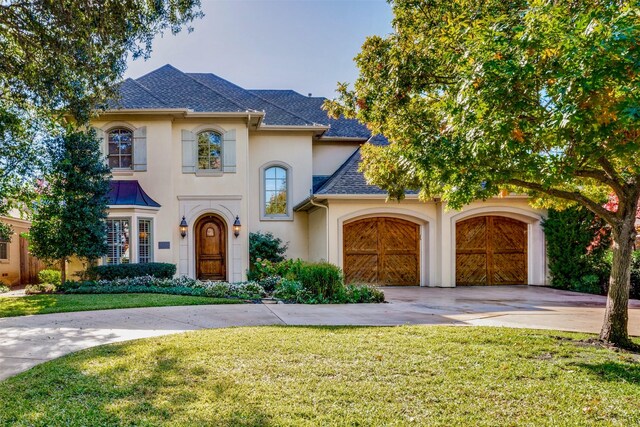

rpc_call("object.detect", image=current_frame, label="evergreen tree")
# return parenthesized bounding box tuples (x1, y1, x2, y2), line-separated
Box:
(29, 128, 110, 282)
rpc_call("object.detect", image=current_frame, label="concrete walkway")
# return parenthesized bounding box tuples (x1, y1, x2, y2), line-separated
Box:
(1, 286, 639, 381)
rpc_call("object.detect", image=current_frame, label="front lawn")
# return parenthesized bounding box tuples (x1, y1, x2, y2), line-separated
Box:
(0, 293, 242, 318)
(0, 326, 639, 426)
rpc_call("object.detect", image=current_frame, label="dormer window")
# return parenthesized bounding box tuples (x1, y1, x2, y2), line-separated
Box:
(108, 128, 133, 169)
(197, 131, 222, 171)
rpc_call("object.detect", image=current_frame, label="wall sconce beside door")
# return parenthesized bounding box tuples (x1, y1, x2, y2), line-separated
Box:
(179, 216, 188, 238)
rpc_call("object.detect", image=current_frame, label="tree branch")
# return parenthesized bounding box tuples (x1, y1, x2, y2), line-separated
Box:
(508, 178, 619, 226)
(575, 168, 625, 197)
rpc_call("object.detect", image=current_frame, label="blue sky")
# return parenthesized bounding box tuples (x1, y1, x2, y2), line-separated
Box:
(124, 0, 394, 98)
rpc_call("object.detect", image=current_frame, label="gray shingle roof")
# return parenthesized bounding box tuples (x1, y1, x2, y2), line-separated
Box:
(249, 90, 371, 138)
(108, 64, 401, 196)
(187, 73, 313, 126)
(135, 64, 247, 112)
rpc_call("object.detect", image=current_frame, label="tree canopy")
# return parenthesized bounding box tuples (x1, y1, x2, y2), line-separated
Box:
(326, 0, 640, 347)
(29, 128, 111, 282)
(0, 0, 203, 239)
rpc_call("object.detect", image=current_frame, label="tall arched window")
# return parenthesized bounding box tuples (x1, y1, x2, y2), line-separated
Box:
(197, 131, 222, 171)
(108, 128, 133, 169)
(264, 165, 288, 217)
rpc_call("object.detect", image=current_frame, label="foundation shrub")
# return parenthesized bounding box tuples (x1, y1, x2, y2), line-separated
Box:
(38, 269, 62, 286)
(272, 279, 305, 302)
(85, 263, 176, 280)
(296, 262, 343, 301)
(61, 276, 265, 300)
(342, 284, 386, 303)
(0, 284, 10, 293)
(249, 231, 288, 265)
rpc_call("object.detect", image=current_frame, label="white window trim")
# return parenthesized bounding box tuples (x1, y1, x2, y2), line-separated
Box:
(196, 129, 224, 174)
(137, 217, 154, 264)
(105, 125, 135, 171)
(260, 161, 293, 221)
(104, 217, 132, 265)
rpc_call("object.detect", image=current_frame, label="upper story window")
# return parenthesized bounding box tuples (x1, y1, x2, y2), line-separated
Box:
(108, 128, 133, 169)
(197, 131, 222, 171)
(264, 166, 289, 218)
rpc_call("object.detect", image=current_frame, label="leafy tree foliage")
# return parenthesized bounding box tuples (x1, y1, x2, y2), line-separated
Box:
(542, 207, 611, 293)
(0, 0, 202, 239)
(29, 129, 111, 283)
(326, 0, 640, 347)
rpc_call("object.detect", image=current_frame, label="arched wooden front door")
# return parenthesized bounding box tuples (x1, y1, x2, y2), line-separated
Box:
(195, 215, 227, 281)
(456, 216, 528, 285)
(343, 217, 420, 286)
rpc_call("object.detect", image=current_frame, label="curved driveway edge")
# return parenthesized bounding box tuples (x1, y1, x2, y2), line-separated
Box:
(1, 286, 639, 381)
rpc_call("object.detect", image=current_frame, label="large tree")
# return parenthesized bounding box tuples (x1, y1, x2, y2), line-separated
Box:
(0, 0, 202, 235)
(29, 129, 110, 283)
(326, 0, 640, 347)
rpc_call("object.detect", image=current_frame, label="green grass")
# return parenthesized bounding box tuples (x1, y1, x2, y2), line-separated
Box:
(0, 293, 243, 318)
(1, 326, 639, 426)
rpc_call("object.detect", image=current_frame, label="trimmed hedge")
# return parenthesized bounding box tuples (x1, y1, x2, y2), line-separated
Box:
(85, 263, 176, 280)
(61, 276, 265, 300)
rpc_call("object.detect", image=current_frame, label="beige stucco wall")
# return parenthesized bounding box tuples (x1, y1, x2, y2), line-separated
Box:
(248, 131, 313, 261)
(0, 217, 29, 286)
(317, 196, 547, 287)
(93, 116, 252, 281)
(308, 206, 328, 262)
(93, 116, 321, 281)
(312, 141, 360, 176)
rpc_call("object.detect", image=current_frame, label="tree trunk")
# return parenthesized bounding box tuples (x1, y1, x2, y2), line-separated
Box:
(600, 202, 638, 348)
(60, 258, 67, 284)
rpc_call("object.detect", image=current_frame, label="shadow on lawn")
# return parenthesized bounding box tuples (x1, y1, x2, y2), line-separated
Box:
(0, 341, 273, 427)
(576, 361, 640, 385)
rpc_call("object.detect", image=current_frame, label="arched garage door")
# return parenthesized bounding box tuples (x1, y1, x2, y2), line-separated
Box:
(456, 216, 527, 285)
(343, 217, 420, 286)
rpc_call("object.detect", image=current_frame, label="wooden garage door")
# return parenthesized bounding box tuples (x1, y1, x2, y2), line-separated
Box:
(343, 217, 420, 286)
(456, 216, 527, 285)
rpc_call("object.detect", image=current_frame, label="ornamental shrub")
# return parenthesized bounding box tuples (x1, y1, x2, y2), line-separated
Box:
(0, 284, 10, 293)
(61, 275, 265, 300)
(272, 279, 305, 302)
(631, 251, 640, 300)
(542, 207, 610, 294)
(25, 283, 57, 294)
(296, 262, 343, 300)
(249, 231, 288, 265)
(38, 269, 62, 286)
(85, 263, 176, 280)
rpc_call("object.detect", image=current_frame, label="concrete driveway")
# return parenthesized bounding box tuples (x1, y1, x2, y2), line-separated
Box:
(1, 285, 639, 381)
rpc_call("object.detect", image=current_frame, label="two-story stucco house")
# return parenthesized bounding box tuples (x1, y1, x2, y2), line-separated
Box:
(92, 64, 547, 287)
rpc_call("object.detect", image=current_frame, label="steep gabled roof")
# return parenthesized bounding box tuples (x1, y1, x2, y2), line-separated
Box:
(135, 64, 247, 112)
(188, 73, 314, 126)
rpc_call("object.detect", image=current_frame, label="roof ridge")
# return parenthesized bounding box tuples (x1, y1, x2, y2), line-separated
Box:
(188, 73, 314, 124)
(315, 146, 362, 194)
(125, 78, 170, 107)
(180, 72, 249, 112)
(247, 88, 321, 126)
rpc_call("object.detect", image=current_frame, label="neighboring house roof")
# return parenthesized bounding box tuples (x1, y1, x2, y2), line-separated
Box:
(108, 180, 161, 208)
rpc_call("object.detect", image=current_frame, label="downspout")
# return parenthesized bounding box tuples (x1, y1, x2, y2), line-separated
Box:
(308, 196, 330, 262)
